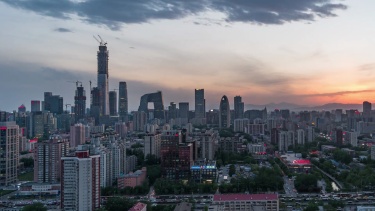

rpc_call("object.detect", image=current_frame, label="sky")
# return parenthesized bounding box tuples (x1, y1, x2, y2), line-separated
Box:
(1, 0, 375, 112)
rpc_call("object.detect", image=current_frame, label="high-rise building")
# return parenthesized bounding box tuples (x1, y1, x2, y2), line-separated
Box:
(307, 126, 315, 143)
(31, 100, 41, 112)
(178, 102, 189, 126)
(118, 82, 128, 122)
(144, 133, 162, 159)
(90, 87, 101, 125)
(336, 128, 343, 145)
(138, 91, 165, 120)
(115, 122, 127, 139)
(34, 135, 69, 183)
(29, 111, 44, 138)
(219, 95, 230, 128)
(134, 111, 147, 131)
(70, 123, 86, 148)
(168, 102, 177, 121)
(97, 43, 110, 116)
(74, 85, 86, 122)
(194, 89, 205, 119)
(61, 150, 100, 211)
(109, 91, 117, 116)
(234, 96, 244, 119)
(18, 104, 26, 113)
(297, 129, 305, 145)
(44, 92, 63, 114)
(363, 101, 372, 119)
(0, 122, 19, 186)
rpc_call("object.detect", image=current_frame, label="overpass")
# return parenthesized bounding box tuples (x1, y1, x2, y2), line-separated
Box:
(313, 164, 343, 190)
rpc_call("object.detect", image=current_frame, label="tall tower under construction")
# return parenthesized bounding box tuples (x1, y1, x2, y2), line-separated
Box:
(97, 40, 109, 116)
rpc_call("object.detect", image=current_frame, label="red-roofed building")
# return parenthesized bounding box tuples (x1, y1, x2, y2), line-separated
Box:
(128, 202, 147, 211)
(212, 194, 279, 211)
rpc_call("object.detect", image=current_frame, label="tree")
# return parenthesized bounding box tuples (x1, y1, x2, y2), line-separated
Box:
(105, 197, 135, 211)
(295, 174, 320, 193)
(304, 202, 319, 211)
(20, 157, 34, 168)
(229, 164, 236, 176)
(22, 203, 47, 211)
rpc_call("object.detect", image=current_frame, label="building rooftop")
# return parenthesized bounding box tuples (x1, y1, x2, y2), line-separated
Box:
(128, 202, 147, 211)
(213, 194, 278, 201)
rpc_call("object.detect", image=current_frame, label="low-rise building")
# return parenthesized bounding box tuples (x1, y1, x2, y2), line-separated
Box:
(117, 167, 147, 189)
(129, 202, 147, 211)
(190, 160, 217, 183)
(212, 194, 279, 211)
(277, 152, 312, 174)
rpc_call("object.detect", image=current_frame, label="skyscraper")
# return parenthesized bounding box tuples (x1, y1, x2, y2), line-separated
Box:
(219, 95, 230, 128)
(234, 96, 244, 119)
(363, 101, 372, 118)
(118, 82, 128, 122)
(74, 85, 86, 122)
(0, 122, 19, 186)
(61, 150, 100, 211)
(194, 89, 205, 119)
(31, 100, 41, 112)
(97, 43, 109, 116)
(109, 91, 117, 116)
(44, 92, 63, 114)
(70, 123, 85, 147)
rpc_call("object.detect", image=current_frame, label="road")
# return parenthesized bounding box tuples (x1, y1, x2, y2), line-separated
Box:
(283, 176, 297, 197)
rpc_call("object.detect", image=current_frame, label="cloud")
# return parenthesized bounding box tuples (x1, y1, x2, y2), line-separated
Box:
(1, 0, 347, 29)
(298, 89, 375, 97)
(54, 27, 72, 32)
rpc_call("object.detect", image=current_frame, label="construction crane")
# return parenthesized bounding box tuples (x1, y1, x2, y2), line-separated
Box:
(93, 35, 107, 46)
(67, 81, 83, 87)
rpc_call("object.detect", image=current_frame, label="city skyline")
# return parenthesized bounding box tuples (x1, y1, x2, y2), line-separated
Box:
(1, 0, 375, 112)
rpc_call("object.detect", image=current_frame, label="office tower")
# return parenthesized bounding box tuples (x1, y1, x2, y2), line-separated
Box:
(29, 111, 44, 138)
(233, 119, 249, 132)
(74, 85, 86, 122)
(281, 109, 290, 120)
(144, 133, 162, 159)
(271, 128, 279, 145)
(44, 92, 63, 114)
(234, 96, 244, 119)
(90, 87, 101, 125)
(168, 102, 177, 121)
(97, 43, 110, 116)
(0, 122, 19, 186)
(34, 135, 69, 183)
(194, 89, 205, 119)
(297, 129, 305, 145)
(134, 111, 147, 131)
(178, 102, 189, 125)
(118, 82, 128, 122)
(61, 150, 100, 211)
(70, 123, 85, 147)
(138, 91, 165, 120)
(219, 95, 230, 128)
(161, 131, 192, 180)
(363, 101, 372, 119)
(109, 91, 117, 116)
(18, 104, 26, 113)
(31, 100, 41, 112)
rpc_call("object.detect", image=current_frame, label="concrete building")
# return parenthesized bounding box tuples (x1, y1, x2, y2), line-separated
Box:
(144, 133, 161, 159)
(134, 111, 147, 132)
(248, 144, 266, 154)
(129, 202, 147, 211)
(0, 122, 19, 186)
(61, 150, 100, 211)
(34, 135, 69, 183)
(233, 119, 249, 133)
(196, 129, 218, 161)
(126, 155, 138, 174)
(115, 122, 127, 139)
(212, 194, 279, 211)
(246, 124, 265, 135)
(307, 126, 315, 143)
(297, 129, 305, 145)
(349, 131, 358, 147)
(219, 96, 230, 128)
(278, 131, 288, 152)
(117, 167, 147, 189)
(70, 123, 86, 148)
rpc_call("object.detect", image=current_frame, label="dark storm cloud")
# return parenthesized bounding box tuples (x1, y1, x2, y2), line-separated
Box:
(1, 0, 347, 29)
(54, 27, 72, 33)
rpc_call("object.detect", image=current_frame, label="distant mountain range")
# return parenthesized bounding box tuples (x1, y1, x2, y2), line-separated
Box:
(245, 102, 363, 111)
